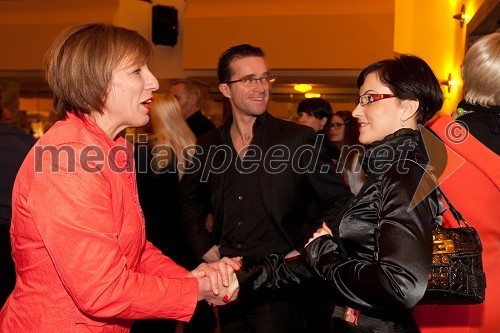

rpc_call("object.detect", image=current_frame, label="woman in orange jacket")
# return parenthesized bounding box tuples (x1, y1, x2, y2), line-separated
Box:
(0, 23, 239, 332)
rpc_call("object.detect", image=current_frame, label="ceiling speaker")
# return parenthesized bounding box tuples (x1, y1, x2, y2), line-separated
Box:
(152, 5, 178, 46)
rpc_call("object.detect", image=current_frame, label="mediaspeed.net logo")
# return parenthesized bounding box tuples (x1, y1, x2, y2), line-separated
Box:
(409, 123, 467, 210)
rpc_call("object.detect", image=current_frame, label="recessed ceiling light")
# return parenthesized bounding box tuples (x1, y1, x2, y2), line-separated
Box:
(294, 84, 312, 93)
(305, 93, 321, 98)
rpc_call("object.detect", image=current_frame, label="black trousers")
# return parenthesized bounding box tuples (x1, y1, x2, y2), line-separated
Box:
(218, 289, 305, 333)
(0, 223, 16, 308)
(130, 301, 217, 333)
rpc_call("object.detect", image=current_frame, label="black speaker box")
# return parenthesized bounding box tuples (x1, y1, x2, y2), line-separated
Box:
(152, 5, 178, 46)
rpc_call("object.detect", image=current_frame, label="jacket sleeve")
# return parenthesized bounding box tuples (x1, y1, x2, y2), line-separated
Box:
(29, 143, 198, 321)
(138, 241, 191, 278)
(304, 165, 436, 313)
(236, 254, 318, 295)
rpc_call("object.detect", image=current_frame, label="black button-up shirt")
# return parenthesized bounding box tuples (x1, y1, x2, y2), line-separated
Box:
(219, 114, 290, 257)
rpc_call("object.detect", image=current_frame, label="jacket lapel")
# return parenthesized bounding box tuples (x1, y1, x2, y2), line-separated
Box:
(259, 114, 281, 219)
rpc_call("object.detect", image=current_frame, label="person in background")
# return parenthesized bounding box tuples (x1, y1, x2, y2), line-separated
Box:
(168, 80, 219, 333)
(454, 32, 500, 154)
(235, 54, 445, 333)
(327, 111, 359, 157)
(0, 106, 11, 123)
(296, 97, 332, 133)
(169, 79, 216, 138)
(132, 94, 218, 333)
(0, 106, 36, 307)
(327, 110, 366, 195)
(0, 23, 239, 333)
(134, 94, 197, 268)
(295, 97, 336, 332)
(180, 44, 353, 333)
(296, 97, 339, 163)
(414, 32, 500, 333)
(169, 79, 217, 235)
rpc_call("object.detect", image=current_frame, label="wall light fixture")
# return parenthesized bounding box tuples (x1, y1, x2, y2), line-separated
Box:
(441, 73, 456, 93)
(453, 4, 466, 28)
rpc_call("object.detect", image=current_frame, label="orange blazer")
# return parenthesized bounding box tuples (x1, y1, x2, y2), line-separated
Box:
(0, 114, 198, 332)
(414, 116, 500, 333)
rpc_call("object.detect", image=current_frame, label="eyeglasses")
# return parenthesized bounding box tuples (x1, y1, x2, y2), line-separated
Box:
(225, 76, 276, 87)
(329, 122, 345, 129)
(356, 94, 395, 107)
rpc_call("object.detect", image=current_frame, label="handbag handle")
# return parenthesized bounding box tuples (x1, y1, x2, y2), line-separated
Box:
(410, 159, 469, 229)
(421, 125, 471, 228)
(439, 190, 468, 228)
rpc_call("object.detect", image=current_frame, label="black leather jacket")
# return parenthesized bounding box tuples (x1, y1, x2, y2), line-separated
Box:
(237, 129, 443, 322)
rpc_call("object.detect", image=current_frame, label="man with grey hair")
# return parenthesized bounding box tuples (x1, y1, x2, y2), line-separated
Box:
(169, 79, 216, 138)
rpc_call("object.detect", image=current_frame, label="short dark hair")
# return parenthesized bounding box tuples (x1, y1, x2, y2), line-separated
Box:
(297, 98, 332, 120)
(217, 44, 265, 83)
(357, 54, 443, 124)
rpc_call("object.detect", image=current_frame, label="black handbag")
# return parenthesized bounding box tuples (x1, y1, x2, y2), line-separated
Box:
(373, 166, 486, 305)
(418, 191, 486, 305)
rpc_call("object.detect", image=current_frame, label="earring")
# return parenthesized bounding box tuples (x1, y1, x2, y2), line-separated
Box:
(401, 119, 406, 126)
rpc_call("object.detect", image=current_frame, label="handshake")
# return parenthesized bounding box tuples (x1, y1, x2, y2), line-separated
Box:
(187, 255, 241, 306)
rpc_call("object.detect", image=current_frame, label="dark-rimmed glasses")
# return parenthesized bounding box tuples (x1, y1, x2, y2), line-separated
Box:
(225, 76, 276, 87)
(356, 94, 395, 107)
(329, 122, 345, 129)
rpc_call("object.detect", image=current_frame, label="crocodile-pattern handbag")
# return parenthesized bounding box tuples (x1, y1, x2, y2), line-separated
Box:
(374, 183, 486, 305)
(418, 191, 486, 304)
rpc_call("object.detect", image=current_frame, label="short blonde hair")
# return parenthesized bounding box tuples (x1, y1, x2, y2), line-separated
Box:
(462, 33, 500, 106)
(45, 23, 154, 119)
(149, 94, 197, 178)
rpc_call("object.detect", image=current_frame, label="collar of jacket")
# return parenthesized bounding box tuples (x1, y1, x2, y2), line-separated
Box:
(361, 128, 426, 177)
(221, 112, 268, 132)
(457, 99, 500, 114)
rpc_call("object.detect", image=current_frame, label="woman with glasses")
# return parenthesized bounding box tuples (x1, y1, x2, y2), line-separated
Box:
(327, 111, 358, 151)
(327, 111, 366, 195)
(231, 54, 444, 333)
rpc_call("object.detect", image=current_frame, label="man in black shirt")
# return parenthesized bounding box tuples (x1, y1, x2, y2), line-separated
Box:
(180, 45, 353, 333)
(169, 79, 215, 138)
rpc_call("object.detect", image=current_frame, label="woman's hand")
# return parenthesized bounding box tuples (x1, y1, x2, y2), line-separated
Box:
(207, 257, 242, 289)
(305, 222, 333, 247)
(225, 272, 239, 303)
(195, 272, 239, 306)
(188, 257, 241, 301)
